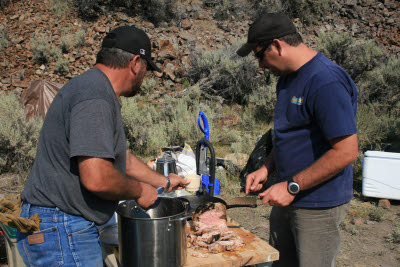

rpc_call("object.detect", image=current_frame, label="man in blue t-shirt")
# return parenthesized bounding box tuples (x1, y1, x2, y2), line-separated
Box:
(237, 13, 358, 267)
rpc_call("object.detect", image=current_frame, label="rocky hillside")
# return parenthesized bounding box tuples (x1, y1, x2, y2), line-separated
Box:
(0, 0, 399, 95)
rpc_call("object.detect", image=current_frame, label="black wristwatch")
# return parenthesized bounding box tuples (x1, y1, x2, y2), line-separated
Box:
(287, 178, 300, 195)
(156, 176, 171, 195)
(164, 175, 171, 191)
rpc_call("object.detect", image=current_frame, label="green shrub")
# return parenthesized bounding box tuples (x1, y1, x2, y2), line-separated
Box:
(248, 0, 330, 24)
(51, 0, 70, 18)
(343, 40, 384, 82)
(247, 0, 280, 17)
(284, 0, 330, 24)
(55, 57, 70, 74)
(0, 26, 7, 52)
(75, 0, 177, 25)
(214, 0, 231, 20)
(386, 225, 400, 244)
(0, 0, 11, 9)
(31, 33, 51, 64)
(353, 103, 400, 180)
(50, 46, 62, 61)
(317, 32, 385, 82)
(229, 132, 256, 155)
(0, 92, 42, 174)
(75, 0, 102, 19)
(358, 57, 400, 114)
(120, 91, 214, 157)
(136, 0, 177, 26)
(140, 78, 157, 95)
(317, 32, 354, 66)
(61, 34, 74, 53)
(356, 103, 397, 152)
(188, 44, 264, 104)
(75, 29, 86, 47)
(369, 206, 385, 222)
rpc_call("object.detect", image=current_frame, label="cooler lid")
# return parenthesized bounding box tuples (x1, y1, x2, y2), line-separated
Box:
(364, 150, 400, 159)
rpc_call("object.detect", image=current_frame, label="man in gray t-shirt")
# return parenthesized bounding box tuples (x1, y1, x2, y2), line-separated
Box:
(17, 26, 189, 267)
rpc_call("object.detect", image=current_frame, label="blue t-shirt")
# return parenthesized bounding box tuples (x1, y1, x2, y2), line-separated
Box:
(273, 52, 358, 208)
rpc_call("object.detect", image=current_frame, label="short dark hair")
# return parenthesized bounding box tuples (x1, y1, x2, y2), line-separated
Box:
(277, 32, 303, 46)
(260, 32, 303, 50)
(96, 47, 135, 69)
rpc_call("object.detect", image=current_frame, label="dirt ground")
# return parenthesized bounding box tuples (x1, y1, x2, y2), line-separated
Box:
(227, 198, 400, 267)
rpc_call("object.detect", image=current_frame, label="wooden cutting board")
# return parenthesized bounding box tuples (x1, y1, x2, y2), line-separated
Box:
(183, 218, 279, 267)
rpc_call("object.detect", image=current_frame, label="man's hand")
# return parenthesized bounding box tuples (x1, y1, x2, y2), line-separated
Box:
(245, 165, 269, 195)
(166, 173, 191, 193)
(258, 181, 295, 206)
(136, 183, 158, 209)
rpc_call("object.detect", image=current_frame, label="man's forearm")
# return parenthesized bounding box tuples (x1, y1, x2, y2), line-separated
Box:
(78, 157, 146, 201)
(125, 151, 168, 189)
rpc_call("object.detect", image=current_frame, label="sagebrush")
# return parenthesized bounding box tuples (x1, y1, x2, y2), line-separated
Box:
(188, 44, 266, 105)
(0, 92, 42, 174)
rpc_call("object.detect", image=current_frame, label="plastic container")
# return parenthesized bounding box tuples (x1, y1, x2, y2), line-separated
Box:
(184, 174, 201, 192)
(0, 223, 26, 267)
(362, 150, 400, 200)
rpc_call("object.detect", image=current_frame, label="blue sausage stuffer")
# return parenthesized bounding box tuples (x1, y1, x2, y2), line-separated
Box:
(195, 111, 220, 196)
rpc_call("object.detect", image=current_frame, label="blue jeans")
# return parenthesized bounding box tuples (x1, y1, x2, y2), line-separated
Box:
(17, 202, 103, 267)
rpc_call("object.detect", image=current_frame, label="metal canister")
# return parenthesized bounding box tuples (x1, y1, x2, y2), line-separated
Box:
(155, 157, 177, 176)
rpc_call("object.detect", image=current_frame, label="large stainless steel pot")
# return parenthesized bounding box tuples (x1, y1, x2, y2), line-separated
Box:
(117, 197, 192, 267)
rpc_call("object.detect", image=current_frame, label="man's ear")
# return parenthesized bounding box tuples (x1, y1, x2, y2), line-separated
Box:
(272, 39, 283, 56)
(130, 55, 142, 75)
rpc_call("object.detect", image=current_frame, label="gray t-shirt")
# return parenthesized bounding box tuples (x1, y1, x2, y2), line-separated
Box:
(21, 68, 127, 225)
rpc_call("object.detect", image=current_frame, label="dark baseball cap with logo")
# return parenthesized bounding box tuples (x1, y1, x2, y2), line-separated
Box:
(102, 25, 161, 72)
(237, 13, 297, 57)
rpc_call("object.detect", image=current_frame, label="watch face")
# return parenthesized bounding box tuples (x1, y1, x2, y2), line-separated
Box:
(288, 182, 300, 194)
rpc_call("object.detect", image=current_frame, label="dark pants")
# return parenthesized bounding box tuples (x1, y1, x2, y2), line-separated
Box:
(270, 203, 349, 267)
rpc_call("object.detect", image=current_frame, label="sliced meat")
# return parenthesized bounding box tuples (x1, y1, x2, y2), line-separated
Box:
(189, 202, 245, 253)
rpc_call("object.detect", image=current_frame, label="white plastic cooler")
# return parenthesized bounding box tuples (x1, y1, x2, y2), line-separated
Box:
(362, 150, 400, 200)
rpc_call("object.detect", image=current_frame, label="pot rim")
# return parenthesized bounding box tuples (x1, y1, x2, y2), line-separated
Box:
(116, 197, 190, 221)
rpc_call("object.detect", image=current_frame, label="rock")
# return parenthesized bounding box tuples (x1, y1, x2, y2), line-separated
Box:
(378, 199, 391, 209)
(164, 63, 176, 81)
(157, 50, 177, 60)
(179, 32, 196, 42)
(11, 37, 24, 44)
(143, 21, 155, 29)
(94, 26, 106, 33)
(12, 80, 29, 88)
(1, 78, 11, 85)
(116, 12, 128, 21)
(181, 19, 192, 30)
(352, 218, 363, 226)
(217, 23, 231, 32)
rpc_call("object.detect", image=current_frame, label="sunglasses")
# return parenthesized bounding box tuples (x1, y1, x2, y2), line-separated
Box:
(254, 41, 273, 61)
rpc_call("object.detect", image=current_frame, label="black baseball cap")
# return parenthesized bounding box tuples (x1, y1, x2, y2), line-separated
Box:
(237, 13, 297, 57)
(102, 25, 161, 72)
